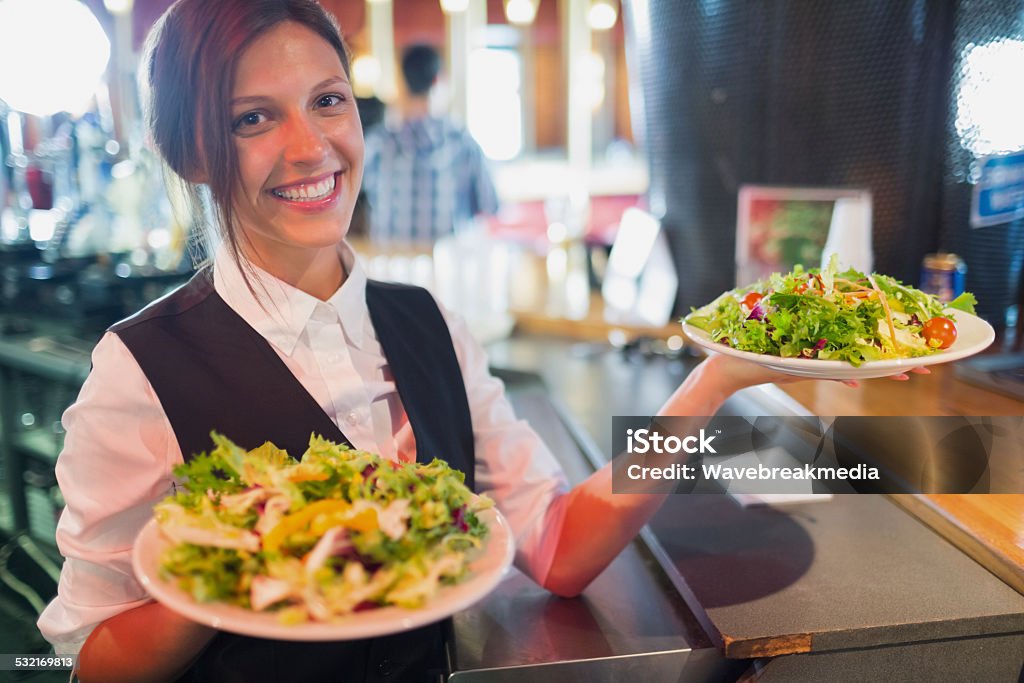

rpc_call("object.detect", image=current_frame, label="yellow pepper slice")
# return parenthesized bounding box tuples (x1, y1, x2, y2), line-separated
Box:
(263, 501, 382, 552)
(344, 507, 379, 533)
(263, 500, 350, 553)
(287, 467, 330, 483)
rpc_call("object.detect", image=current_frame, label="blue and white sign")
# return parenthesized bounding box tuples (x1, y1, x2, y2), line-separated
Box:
(971, 150, 1024, 228)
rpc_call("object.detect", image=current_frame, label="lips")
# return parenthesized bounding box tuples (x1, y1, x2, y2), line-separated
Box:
(271, 172, 338, 201)
(268, 172, 342, 211)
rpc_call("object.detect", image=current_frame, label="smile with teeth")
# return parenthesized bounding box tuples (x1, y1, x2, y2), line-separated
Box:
(271, 174, 337, 201)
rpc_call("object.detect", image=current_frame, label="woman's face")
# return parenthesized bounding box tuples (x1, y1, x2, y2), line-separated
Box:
(228, 21, 363, 267)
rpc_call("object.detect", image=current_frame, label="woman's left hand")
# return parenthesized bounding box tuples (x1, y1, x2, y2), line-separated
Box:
(659, 352, 928, 419)
(839, 365, 930, 388)
(704, 352, 931, 393)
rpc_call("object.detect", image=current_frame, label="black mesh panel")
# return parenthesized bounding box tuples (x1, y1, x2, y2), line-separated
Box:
(941, 0, 1024, 331)
(624, 0, 1021, 329)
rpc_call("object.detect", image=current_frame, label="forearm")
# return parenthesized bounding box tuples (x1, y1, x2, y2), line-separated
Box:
(542, 355, 741, 597)
(77, 601, 216, 683)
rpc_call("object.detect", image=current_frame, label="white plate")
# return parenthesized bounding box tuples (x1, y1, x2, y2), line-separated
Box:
(132, 506, 514, 641)
(682, 310, 995, 380)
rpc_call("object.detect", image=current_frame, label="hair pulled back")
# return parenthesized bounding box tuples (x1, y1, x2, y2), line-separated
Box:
(140, 0, 350, 267)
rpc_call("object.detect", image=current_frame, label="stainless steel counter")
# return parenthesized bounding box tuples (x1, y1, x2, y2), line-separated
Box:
(448, 370, 746, 682)
(446, 345, 809, 682)
(467, 336, 1024, 682)
(5, 326, 1023, 681)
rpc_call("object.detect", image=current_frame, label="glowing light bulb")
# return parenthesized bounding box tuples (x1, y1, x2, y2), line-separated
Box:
(352, 55, 382, 98)
(0, 0, 111, 116)
(440, 0, 469, 13)
(588, 0, 618, 31)
(103, 0, 134, 15)
(954, 38, 1024, 157)
(504, 0, 538, 26)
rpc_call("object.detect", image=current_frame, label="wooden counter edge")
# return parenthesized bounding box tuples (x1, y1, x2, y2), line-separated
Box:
(720, 632, 814, 659)
(887, 494, 1024, 597)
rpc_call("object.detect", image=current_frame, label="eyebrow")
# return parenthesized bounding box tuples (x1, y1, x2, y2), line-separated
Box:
(230, 76, 351, 106)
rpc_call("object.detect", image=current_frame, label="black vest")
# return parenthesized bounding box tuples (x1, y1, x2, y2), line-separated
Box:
(110, 269, 475, 682)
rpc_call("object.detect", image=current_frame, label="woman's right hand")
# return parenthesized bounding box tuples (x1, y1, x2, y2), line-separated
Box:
(77, 601, 216, 683)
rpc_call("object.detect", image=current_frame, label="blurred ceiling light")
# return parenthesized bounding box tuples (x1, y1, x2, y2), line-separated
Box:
(504, 0, 538, 26)
(440, 0, 469, 13)
(351, 54, 382, 98)
(0, 0, 111, 117)
(588, 0, 617, 31)
(103, 0, 133, 15)
(954, 38, 1024, 157)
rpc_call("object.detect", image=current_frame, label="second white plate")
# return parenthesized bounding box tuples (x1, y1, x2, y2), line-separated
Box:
(682, 310, 995, 380)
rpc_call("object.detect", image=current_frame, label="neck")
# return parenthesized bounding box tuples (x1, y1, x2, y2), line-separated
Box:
(243, 243, 346, 301)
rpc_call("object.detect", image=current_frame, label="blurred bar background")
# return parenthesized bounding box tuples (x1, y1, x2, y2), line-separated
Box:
(1, 1, 1023, 679)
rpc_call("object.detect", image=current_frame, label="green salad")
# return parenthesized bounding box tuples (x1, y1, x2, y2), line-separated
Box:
(684, 255, 978, 367)
(155, 433, 491, 623)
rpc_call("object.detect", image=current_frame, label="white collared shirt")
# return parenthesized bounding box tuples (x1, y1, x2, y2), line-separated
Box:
(38, 242, 568, 655)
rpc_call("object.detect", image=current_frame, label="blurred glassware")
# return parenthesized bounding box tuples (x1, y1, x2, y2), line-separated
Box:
(602, 208, 677, 327)
(820, 194, 874, 275)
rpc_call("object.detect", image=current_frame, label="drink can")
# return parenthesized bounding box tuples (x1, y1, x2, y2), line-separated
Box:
(920, 252, 966, 303)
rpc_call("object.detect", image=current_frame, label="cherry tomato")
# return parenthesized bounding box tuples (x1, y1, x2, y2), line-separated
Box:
(742, 292, 763, 309)
(922, 316, 957, 349)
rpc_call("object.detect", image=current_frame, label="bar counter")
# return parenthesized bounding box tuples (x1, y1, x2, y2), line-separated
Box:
(453, 334, 1024, 681)
(2, 314, 1023, 681)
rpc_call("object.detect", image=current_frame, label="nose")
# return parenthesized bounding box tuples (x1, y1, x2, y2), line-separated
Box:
(283, 112, 328, 166)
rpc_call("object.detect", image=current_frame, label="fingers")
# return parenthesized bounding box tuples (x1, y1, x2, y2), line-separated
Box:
(841, 379, 860, 388)
(888, 366, 931, 380)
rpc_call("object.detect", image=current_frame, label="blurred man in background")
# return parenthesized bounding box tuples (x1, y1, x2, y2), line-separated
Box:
(362, 44, 499, 244)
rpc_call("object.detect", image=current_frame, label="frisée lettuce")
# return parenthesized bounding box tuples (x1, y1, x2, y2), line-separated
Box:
(684, 255, 978, 367)
(155, 433, 492, 622)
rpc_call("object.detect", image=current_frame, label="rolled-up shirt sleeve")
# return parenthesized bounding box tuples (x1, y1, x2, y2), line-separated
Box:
(37, 332, 179, 655)
(439, 308, 570, 586)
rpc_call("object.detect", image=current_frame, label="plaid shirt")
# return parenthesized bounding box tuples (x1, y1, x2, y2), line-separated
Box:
(362, 116, 499, 244)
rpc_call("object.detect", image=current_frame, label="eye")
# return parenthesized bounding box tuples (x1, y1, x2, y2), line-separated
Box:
(232, 110, 269, 134)
(315, 94, 345, 109)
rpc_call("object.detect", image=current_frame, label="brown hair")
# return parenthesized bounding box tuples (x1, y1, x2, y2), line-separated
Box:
(140, 0, 351, 274)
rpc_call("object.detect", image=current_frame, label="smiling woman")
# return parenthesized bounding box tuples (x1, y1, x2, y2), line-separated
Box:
(141, 0, 360, 301)
(227, 21, 364, 299)
(34, 2, 927, 683)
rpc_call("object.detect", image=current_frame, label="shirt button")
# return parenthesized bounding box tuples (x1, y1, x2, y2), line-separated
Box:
(346, 411, 359, 425)
(327, 352, 342, 364)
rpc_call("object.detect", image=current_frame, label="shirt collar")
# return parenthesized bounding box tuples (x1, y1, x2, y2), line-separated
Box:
(212, 241, 369, 356)
(329, 241, 368, 347)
